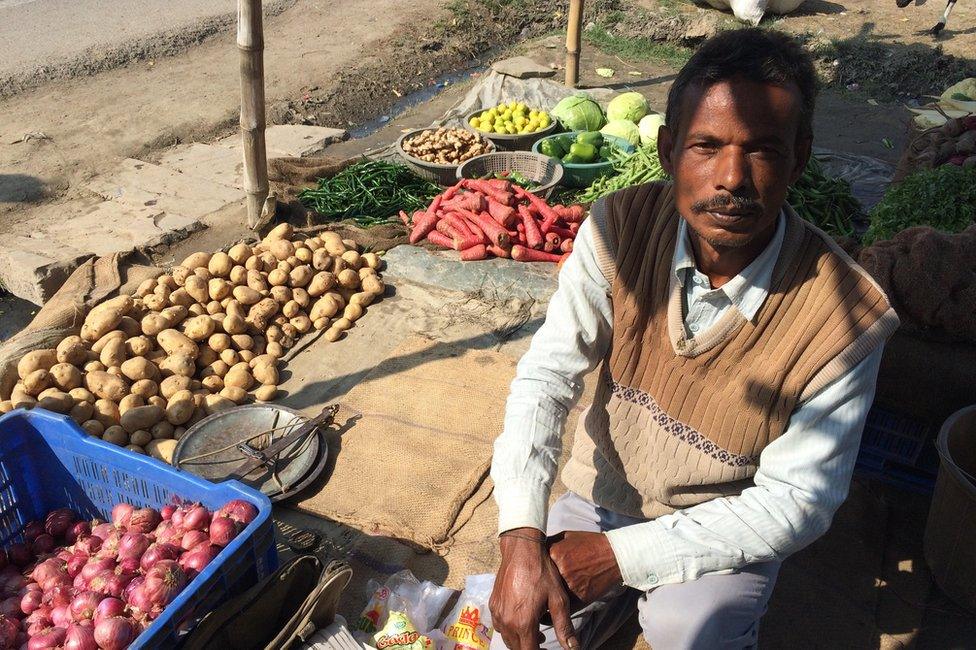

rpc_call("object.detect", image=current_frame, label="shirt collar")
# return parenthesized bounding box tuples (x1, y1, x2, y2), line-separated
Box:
(671, 212, 786, 322)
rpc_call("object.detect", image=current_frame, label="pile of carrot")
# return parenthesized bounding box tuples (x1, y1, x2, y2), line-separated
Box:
(399, 179, 585, 263)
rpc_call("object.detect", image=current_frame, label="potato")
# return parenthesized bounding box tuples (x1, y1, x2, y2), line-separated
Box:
(307, 271, 335, 298)
(85, 371, 129, 402)
(220, 313, 245, 336)
(233, 286, 262, 306)
(254, 385, 278, 402)
(266, 341, 284, 359)
(165, 390, 195, 425)
(267, 269, 289, 287)
(220, 386, 248, 404)
(206, 251, 232, 278)
(172, 426, 187, 440)
(54, 337, 87, 367)
(358, 267, 377, 281)
(85, 360, 106, 373)
(309, 295, 341, 321)
(337, 269, 360, 290)
(280, 300, 300, 319)
(201, 375, 224, 392)
(131, 379, 159, 399)
(205, 300, 223, 316)
(141, 313, 169, 337)
(125, 430, 151, 448)
(246, 270, 269, 293)
(146, 348, 167, 363)
(147, 439, 178, 463)
(289, 265, 313, 288)
(322, 232, 346, 256)
(203, 394, 235, 415)
(148, 395, 167, 409)
(291, 315, 312, 334)
(205, 333, 229, 354)
(218, 348, 239, 366)
(253, 363, 279, 386)
(102, 427, 128, 446)
(181, 252, 211, 270)
(113, 317, 139, 340)
(245, 256, 261, 272)
(311, 249, 331, 272)
(183, 275, 208, 304)
(143, 293, 168, 312)
(159, 354, 195, 378)
(150, 421, 175, 440)
(344, 303, 364, 322)
(251, 336, 267, 356)
(107, 366, 124, 379)
(38, 390, 72, 413)
(288, 290, 309, 312)
(83, 420, 106, 437)
(118, 394, 145, 415)
(269, 286, 292, 305)
(264, 223, 294, 242)
(281, 323, 299, 340)
(91, 330, 124, 355)
(93, 399, 121, 427)
(50, 363, 83, 391)
(161, 305, 189, 325)
(100, 338, 127, 368)
(226, 242, 250, 263)
(286, 256, 300, 268)
(81, 295, 133, 342)
(228, 266, 248, 287)
(349, 291, 376, 308)
(134, 278, 157, 298)
(269, 239, 295, 262)
(341, 250, 362, 270)
(230, 334, 253, 351)
(295, 247, 313, 263)
(313, 317, 330, 331)
(361, 252, 381, 270)
(187, 303, 206, 317)
(306, 237, 323, 250)
(193, 393, 207, 408)
(70, 387, 96, 403)
(70, 400, 94, 424)
(246, 298, 279, 331)
(239, 349, 257, 362)
(18, 349, 58, 380)
(182, 315, 216, 342)
(333, 318, 353, 332)
(0, 401, 12, 414)
(324, 327, 344, 342)
(122, 336, 151, 358)
(208, 279, 233, 302)
(23, 369, 52, 396)
(170, 266, 191, 286)
(266, 326, 282, 343)
(119, 357, 157, 382)
(11, 392, 36, 409)
(124, 444, 146, 454)
(361, 275, 384, 296)
(224, 364, 254, 390)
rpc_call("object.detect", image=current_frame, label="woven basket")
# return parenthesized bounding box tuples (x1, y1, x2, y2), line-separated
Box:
(455, 152, 564, 199)
(396, 128, 495, 186)
(464, 110, 559, 152)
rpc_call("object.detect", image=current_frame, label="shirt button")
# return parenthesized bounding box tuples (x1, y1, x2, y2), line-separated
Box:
(647, 574, 659, 585)
(690, 323, 699, 332)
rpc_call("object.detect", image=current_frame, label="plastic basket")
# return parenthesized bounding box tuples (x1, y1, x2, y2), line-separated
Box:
(531, 131, 636, 188)
(855, 405, 939, 493)
(0, 408, 278, 648)
(463, 109, 559, 151)
(396, 128, 495, 186)
(455, 152, 563, 199)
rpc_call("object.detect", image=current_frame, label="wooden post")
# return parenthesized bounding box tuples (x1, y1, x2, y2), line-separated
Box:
(238, 0, 269, 229)
(565, 0, 584, 88)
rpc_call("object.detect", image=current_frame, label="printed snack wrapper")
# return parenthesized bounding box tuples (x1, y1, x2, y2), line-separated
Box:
(353, 570, 455, 644)
(372, 598, 435, 650)
(436, 574, 495, 650)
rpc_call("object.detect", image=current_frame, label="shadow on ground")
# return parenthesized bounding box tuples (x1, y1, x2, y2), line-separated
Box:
(0, 174, 46, 203)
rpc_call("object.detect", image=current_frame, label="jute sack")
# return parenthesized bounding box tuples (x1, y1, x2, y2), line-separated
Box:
(291, 335, 515, 553)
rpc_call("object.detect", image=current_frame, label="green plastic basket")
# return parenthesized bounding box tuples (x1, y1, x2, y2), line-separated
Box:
(531, 131, 636, 188)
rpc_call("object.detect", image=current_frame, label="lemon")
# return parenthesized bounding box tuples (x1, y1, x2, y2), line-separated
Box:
(492, 125, 505, 134)
(527, 119, 539, 132)
(505, 124, 516, 134)
(539, 114, 551, 128)
(469, 117, 479, 128)
(486, 109, 497, 120)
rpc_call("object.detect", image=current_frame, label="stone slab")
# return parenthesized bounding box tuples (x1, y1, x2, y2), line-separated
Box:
(85, 158, 242, 219)
(155, 143, 249, 190)
(0, 234, 92, 305)
(491, 56, 556, 79)
(215, 125, 348, 158)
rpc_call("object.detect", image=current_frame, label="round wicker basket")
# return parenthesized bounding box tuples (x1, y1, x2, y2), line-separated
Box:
(396, 128, 495, 186)
(463, 109, 559, 152)
(455, 151, 564, 198)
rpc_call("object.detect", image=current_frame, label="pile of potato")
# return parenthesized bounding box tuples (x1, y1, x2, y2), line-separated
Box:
(0, 224, 384, 461)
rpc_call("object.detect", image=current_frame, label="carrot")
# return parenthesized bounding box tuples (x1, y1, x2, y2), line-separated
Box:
(409, 196, 443, 244)
(548, 225, 575, 240)
(512, 245, 563, 263)
(461, 244, 488, 261)
(482, 178, 513, 192)
(555, 204, 586, 223)
(462, 179, 514, 206)
(436, 219, 480, 251)
(513, 186, 560, 232)
(517, 204, 544, 250)
(569, 222, 580, 235)
(560, 239, 574, 254)
(426, 230, 454, 249)
(487, 199, 518, 228)
(399, 210, 411, 227)
(460, 209, 510, 248)
(441, 192, 486, 213)
(458, 215, 489, 244)
(487, 244, 511, 258)
(442, 181, 465, 201)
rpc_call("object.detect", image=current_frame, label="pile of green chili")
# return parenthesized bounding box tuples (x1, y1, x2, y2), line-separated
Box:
(787, 157, 862, 239)
(299, 160, 440, 228)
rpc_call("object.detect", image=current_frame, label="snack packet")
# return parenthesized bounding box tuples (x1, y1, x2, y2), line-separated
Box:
(373, 596, 435, 650)
(437, 575, 494, 650)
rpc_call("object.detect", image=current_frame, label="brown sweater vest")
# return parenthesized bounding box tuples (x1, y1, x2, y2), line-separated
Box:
(560, 182, 900, 518)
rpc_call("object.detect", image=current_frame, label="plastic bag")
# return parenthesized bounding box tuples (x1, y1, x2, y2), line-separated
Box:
(372, 595, 435, 650)
(353, 570, 455, 644)
(435, 574, 495, 650)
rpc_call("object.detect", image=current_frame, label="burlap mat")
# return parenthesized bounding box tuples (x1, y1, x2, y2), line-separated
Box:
(291, 335, 516, 553)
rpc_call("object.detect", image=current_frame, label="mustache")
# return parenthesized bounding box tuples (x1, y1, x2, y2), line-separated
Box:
(691, 195, 762, 214)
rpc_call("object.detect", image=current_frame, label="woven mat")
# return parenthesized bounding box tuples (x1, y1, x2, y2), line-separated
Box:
(292, 335, 516, 553)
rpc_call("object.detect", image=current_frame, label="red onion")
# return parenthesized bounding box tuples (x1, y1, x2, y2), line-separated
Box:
(73, 536, 102, 556)
(178, 544, 219, 576)
(30, 559, 64, 587)
(8, 544, 33, 568)
(116, 533, 150, 562)
(23, 522, 44, 544)
(93, 616, 138, 650)
(139, 543, 180, 573)
(142, 560, 186, 610)
(44, 508, 77, 538)
(66, 552, 89, 579)
(116, 556, 140, 575)
(0, 567, 25, 596)
(209, 517, 242, 548)
(216, 499, 258, 525)
(21, 589, 42, 615)
(110, 505, 133, 529)
(51, 605, 72, 628)
(64, 623, 99, 650)
(69, 591, 100, 623)
(57, 549, 74, 563)
(30, 534, 56, 556)
(93, 598, 124, 624)
(152, 521, 179, 547)
(95, 531, 121, 559)
(25, 607, 52, 636)
(90, 524, 114, 541)
(104, 573, 134, 599)
(179, 531, 209, 552)
(169, 507, 184, 530)
(80, 558, 116, 584)
(125, 509, 160, 535)
(0, 596, 20, 619)
(27, 626, 67, 650)
(0, 614, 16, 647)
(121, 577, 142, 604)
(42, 585, 72, 609)
(65, 521, 91, 546)
(160, 505, 176, 521)
(179, 505, 209, 533)
(124, 584, 151, 621)
(73, 574, 87, 592)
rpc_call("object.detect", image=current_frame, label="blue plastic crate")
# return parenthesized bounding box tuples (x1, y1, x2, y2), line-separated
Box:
(856, 405, 939, 494)
(0, 408, 279, 648)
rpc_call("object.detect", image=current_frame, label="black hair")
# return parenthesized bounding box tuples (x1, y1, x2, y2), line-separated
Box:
(665, 28, 819, 141)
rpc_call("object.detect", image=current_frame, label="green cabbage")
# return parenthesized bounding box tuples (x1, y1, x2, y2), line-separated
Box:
(942, 77, 976, 102)
(551, 94, 606, 132)
(600, 119, 641, 147)
(638, 114, 665, 146)
(607, 92, 649, 123)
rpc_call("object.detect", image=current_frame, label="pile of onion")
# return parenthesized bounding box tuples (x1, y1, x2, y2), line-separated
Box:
(0, 499, 256, 649)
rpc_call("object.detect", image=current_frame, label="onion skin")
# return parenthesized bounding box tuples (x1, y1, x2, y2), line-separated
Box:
(110, 505, 134, 529)
(160, 505, 176, 522)
(0, 614, 17, 647)
(93, 616, 138, 650)
(125, 509, 161, 535)
(64, 623, 99, 650)
(44, 508, 77, 538)
(116, 533, 150, 562)
(51, 604, 72, 628)
(21, 589, 42, 616)
(80, 558, 116, 584)
(179, 505, 210, 533)
(94, 597, 124, 624)
(178, 544, 220, 577)
(27, 625, 67, 649)
(65, 522, 91, 546)
(209, 517, 242, 548)
(179, 531, 209, 552)
(73, 536, 102, 557)
(142, 560, 187, 611)
(90, 524, 115, 541)
(69, 591, 100, 623)
(140, 544, 181, 573)
(216, 499, 258, 525)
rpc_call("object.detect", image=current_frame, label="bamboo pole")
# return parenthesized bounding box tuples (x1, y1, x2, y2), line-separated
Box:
(238, 0, 269, 229)
(565, 0, 584, 88)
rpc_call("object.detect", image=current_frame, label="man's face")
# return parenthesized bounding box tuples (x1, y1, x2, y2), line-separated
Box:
(658, 77, 811, 250)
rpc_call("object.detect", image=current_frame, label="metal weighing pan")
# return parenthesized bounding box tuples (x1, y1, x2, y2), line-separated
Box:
(173, 404, 328, 502)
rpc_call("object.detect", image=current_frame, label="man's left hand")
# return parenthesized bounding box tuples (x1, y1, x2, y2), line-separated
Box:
(547, 531, 623, 605)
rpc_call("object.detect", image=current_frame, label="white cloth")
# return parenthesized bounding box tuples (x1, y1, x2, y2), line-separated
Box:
(491, 215, 885, 590)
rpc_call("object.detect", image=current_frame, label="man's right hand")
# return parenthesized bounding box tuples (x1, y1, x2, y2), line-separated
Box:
(489, 528, 578, 650)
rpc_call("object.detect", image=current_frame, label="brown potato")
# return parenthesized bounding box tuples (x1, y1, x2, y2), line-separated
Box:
(208, 333, 232, 353)
(148, 395, 167, 409)
(38, 390, 73, 413)
(361, 252, 382, 270)
(291, 288, 311, 309)
(172, 266, 191, 286)
(269, 239, 295, 262)
(295, 247, 312, 263)
(233, 286, 262, 306)
(219, 349, 240, 366)
(204, 394, 235, 415)
(130, 379, 159, 399)
(182, 315, 216, 342)
(120, 404, 163, 433)
(245, 256, 261, 272)
(165, 390, 195, 425)
(93, 399, 121, 427)
(50, 363, 83, 391)
(266, 341, 284, 359)
(159, 354, 195, 378)
(321, 232, 346, 256)
(246, 299, 279, 331)
(344, 303, 364, 322)
(181, 252, 211, 270)
(309, 294, 341, 321)
(120, 357, 158, 382)
(313, 317, 330, 331)
(91, 330, 125, 355)
(184, 275, 209, 304)
(208, 278, 233, 302)
(254, 385, 278, 402)
(332, 317, 353, 332)
(130, 430, 153, 448)
(349, 291, 376, 308)
(70, 401, 95, 424)
(291, 315, 312, 334)
(246, 270, 269, 293)
(324, 327, 344, 342)
(85, 371, 129, 401)
(69, 387, 96, 403)
(269, 285, 292, 305)
(231, 334, 254, 351)
(206, 300, 224, 315)
(337, 269, 360, 290)
(267, 269, 288, 287)
(135, 278, 157, 298)
(118, 394, 145, 415)
(312, 249, 331, 272)
(224, 364, 254, 390)
(289, 265, 313, 288)
(222, 313, 246, 335)
(264, 223, 293, 242)
(100, 425, 127, 445)
(85, 360, 107, 373)
(361, 275, 384, 296)
(252, 363, 278, 386)
(100, 338, 127, 368)
(201, 375, 224, 392)
(219, 386, 248, 404)
(117, 316, 141, 339)
(341, 250, 362, 270)
(307, 272, 335, 297)
(83, 420, 106, 437)
(229, 242, 253, 264)
(56, 337, 89, 366)
(282, 300, 301, 319)
(208, 252, 233, 278)
(142, 293, 168, 312)
(125, 336, 153, 357)
(150, 421, 175, 440)
(168, 288, 194, 307)
(81, 295, 133, 342)
(229, 266, 248, 286)
(239, 349, 256, 362)
(23, 369, 52, 396)
(18, 349, 58, 380)
(187, 304, 207, 317)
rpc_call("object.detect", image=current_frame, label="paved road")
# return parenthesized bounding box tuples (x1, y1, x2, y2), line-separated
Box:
(0, 0, 290, 94)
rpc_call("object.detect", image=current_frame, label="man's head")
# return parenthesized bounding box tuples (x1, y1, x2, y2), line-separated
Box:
(658, 28, 817, 252)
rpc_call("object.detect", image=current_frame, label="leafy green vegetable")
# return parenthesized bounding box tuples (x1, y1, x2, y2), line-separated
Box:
(577, 141, 668, 203)
(606, 92, 648, 123)
(299, 159, 440, 228)
(864, 164, 976, 245)
(551, 94, 606, 132)
(786, 157, 862, 239)
(600, 119, 641, 148)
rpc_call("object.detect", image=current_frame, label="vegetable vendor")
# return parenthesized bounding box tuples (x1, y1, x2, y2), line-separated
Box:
(488, 28, 900, 650)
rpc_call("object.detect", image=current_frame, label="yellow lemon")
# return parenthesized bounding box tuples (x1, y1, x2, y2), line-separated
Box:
(494, 125, 507, 134)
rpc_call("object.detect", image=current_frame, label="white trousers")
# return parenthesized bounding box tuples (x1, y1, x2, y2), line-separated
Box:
(490, 492, 780, 650)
